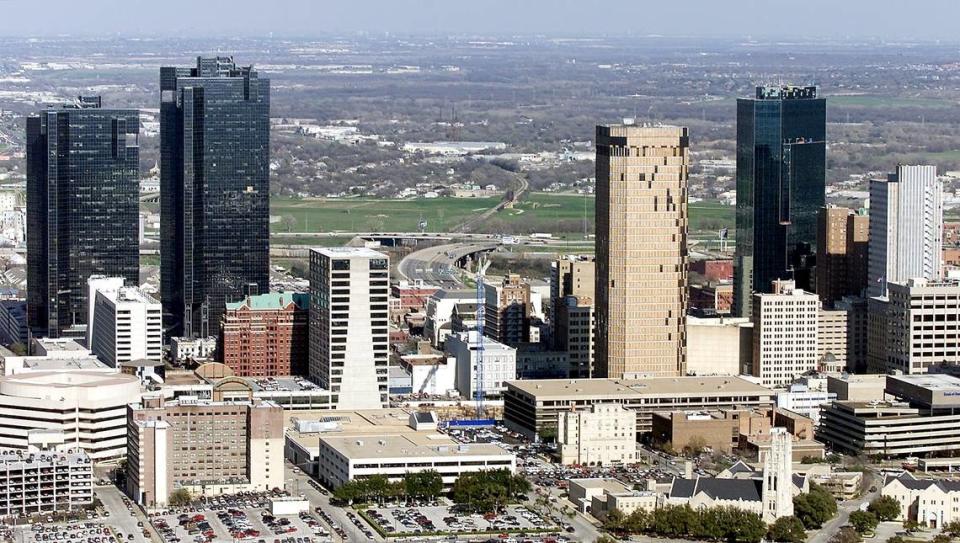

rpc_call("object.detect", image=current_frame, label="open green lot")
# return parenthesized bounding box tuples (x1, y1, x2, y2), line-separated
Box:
(270, 195, 500, 233)
(270, 193, 735, 236)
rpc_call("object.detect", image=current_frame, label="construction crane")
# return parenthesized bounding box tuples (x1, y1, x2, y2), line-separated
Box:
(474, 256, 490, 418)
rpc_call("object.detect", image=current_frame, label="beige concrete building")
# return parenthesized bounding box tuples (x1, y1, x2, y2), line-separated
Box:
(503, 375, 774, 439)
(554, 295, 595, 378)
(882, 474, 960, 528)
(818, 308, 848, 373)
(816, 207, 869, 306)
(557, 404, 637, 466)
(751, 280, 820, 387)
(485, 274, 533, 347)
(884, 278, 960, 374)
(126, 395, 284, 508)
(685, 316, 751, 376)
(550, 256, 595, 317)
(595, 123, 688, 379)
(651, 407, 816, 458)
(826, 374, 887, 402)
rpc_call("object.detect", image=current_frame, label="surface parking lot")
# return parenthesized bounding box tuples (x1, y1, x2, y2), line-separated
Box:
(364, 505, 556, 536)
(15, 522, 121, 543)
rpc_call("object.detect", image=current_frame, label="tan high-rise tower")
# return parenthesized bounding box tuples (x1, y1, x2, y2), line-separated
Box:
(595, 123, 689, 378)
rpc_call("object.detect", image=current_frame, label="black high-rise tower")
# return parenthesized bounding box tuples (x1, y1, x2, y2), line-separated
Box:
(26, 96, 140, 338)
(733, 85, 826, 318)
(160, 56, 270, 339)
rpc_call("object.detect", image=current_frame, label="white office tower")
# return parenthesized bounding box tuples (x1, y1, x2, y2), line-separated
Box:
(308, 248, 390, 409)
(868, 165, 943, 297)
(762, 427, 794, 522)
(751, 280, 820, 387)
(87, 276, 162, 367)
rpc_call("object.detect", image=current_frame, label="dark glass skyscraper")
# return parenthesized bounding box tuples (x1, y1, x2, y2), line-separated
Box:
(733, 85, 826, 318)
(26, 96, 140, 338)
(160, 56, 270, 339)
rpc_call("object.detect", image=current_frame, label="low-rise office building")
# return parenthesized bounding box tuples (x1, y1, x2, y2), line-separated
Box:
(776, 384, 836, 426)
(126, 395, 284, 508)
(818, 374, 960, 457)
(315, 434, 515, 489)
(503, 376, 774, 440)
(826, 373, 888, 402)
(0, 371, 141, 461)
(446, 330, 516, 400)
(0, 449, 93, 516)
(557, 404, 637, 466)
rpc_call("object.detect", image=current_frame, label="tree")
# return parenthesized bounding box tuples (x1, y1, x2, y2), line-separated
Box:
(769, 516, 808, 543)
(944, 519, 960, 537)
(649, 505, 699, 539)
(620, 509, 648, 534)
(868, 495, 901, 522)
(451, 469, 529, 513)
(932, 535, 952, 543)
(849, 511, 879, 534)
(887, 536, 905, 543)
(168, 488, 192, 507)
(602, 509, 625, 532)
(794, 484, 839, 529)
(404, 470, 443, 500)
(829, 526, 862, 543)
(684, 436, 709, 456)
(903, 520, 921, 533)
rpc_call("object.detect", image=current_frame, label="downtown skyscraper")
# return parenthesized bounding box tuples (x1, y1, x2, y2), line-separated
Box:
(160, 57, 270, 339)
(595, 123, 689, 379)
(26, 96, 140, 339)
(733, 86, 826, 318)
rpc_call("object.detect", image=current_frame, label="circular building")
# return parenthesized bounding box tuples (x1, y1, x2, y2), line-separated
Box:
(0, 371, 141, 461)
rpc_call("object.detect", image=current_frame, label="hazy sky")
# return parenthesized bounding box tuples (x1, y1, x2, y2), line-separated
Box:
(0, 0, 958, 40)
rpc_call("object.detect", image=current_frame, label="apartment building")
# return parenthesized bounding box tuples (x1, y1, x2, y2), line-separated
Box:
(126, 395, 283, 508)
(220, 292, 309, 377)
(308, 247, 390, 409)
(87, 277, 162, 367)
(484, 274, 533, 347)
(557, 404, 637, 466)
(751, 280, 820, 387)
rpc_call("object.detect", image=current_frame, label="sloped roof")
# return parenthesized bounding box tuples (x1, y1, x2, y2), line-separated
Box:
(225, 291, 309, 311)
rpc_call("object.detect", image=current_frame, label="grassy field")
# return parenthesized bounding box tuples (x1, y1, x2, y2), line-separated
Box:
(269, 194, 735, 236)
(270, 196, 500, 233)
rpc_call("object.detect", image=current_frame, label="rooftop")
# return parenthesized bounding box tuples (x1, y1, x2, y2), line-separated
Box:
(312, 247, 387, 259)
(319, 434, 511, 461)
(0, 449, 91, 469)
(506, 376, 772, 400)
(569, 478, 631, 494)
(21, 356, 108, 371)
(888, 373, 960, 392)
(225, 291, 309, 312)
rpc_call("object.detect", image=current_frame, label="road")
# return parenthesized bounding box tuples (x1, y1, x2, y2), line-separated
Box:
(454, 172, 529, 233)
(285, 464, 380, 543)
(397, 242, 499, 288)
(808, 486, 879, 543)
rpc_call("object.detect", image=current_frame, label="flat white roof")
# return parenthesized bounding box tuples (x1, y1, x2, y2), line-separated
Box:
(312, 247, 387, 259)
(319, 434, 512, 461)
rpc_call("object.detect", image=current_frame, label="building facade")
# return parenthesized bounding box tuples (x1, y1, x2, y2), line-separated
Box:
(446, 330, 517, 400)
(160, 56, 270, 339)
(308, 248, 389, 409)
(503, 375, 774, 440)
(26, 96, 139, 338)
(484, 274, 532, 347)
(554, 295, 595, 378)
(751, 280, 820, 387)
(220, 292, 309, 377)
(0, 371, 141, 461)
(87, 277, 162, 367)
(126, 395, 283, 508)
(0, 449, 93, 517)
(816, 206, 869, 306)
(883, 278, 960, 374)
(734, 86, 826, 318)
(557, 404, 637, 466)
(595, 123, 688, 378)
(868, 165, 943, 298)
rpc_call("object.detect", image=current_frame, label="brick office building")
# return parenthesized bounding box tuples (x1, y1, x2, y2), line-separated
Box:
(220, 292, 309, 377)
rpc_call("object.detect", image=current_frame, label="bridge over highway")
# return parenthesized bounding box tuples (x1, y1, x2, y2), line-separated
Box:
(397, 242, 500, 289)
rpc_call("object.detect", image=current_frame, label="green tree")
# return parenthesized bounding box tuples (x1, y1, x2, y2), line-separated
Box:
(903, 519, 921, 533)
(650, 504, 699, 538)
(168, 488, 192, 507)
(849, 511, 879, 534)
(932, 535, 952, 543)
(602, 509, 625, 532)
(868, 495, 901, 522)
(830, 526, 862, 543)
(944, 520, 960, 537)
(620, 509, 648, 534)
(769, 516, 808, 543)
(887, 536, 905, 543)
(404, 470, 443, 500)
(794, 484, 838, 529)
